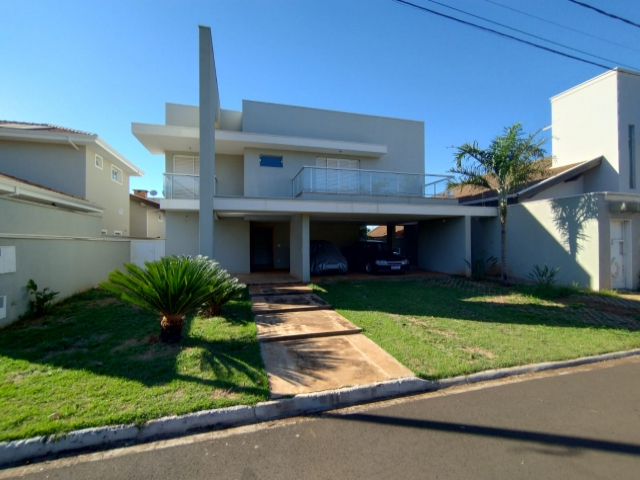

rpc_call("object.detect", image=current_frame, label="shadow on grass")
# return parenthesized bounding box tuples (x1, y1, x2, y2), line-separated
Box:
(0, 288, 268, 393)
(315, 278, 640, 332)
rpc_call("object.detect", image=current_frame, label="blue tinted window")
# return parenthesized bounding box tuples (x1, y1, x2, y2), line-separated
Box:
(260, 155, 283, 168)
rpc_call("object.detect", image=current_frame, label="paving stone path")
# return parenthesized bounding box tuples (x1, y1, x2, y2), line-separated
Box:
(249, 284, 413, 398)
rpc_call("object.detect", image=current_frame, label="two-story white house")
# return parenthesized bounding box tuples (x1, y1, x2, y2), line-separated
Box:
(0, 121, 144, 236)
(132, 26, 496, 282)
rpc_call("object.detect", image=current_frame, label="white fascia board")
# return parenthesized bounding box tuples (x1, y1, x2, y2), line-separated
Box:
(211, 197, 497, 218)
(0, 178, 104, 213)
(131, 123, 387, 158)
(93, 137, 144, 176)
(159, 198, 199, 211)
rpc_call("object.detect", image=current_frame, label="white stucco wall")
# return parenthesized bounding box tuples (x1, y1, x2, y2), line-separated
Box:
(616, 71, 640, 194)
(418, 216, 471, 276)
(85, 147, 130, 235)
(551, 71, 619, 191)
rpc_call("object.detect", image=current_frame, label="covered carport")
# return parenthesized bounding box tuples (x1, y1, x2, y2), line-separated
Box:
(213, 196, 498, 282)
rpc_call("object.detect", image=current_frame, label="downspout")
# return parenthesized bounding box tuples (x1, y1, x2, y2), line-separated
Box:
(67, 136, 79, 150)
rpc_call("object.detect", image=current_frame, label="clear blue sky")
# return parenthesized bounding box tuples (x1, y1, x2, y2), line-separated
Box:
(2, 0, 640, 194)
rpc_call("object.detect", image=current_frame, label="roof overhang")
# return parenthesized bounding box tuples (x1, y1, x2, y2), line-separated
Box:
(0, 176, 104, 213)
(131, 123, 387, 158)
(0, 129, 144, 177)
(159, 196, 497, 222)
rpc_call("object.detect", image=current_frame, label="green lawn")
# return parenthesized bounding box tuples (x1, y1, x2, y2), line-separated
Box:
(312, 278, 640, 380)
(0, 288, 269, 443)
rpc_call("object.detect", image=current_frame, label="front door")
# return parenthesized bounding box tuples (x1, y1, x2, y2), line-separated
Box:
(251, 227, 274, 271)
(610, 220, 629, 289)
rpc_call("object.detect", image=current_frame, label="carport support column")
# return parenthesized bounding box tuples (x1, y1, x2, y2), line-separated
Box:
(386, 223, 396, 250)
(290, 214, 310, 282)
(464, 216, 472, 277)
(198, 25, 216, 259)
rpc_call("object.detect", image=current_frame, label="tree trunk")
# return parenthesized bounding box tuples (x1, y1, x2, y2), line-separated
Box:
(208, 304, 222, 317)
(500, 214, 509, 287)
(160, 314, 185, 344)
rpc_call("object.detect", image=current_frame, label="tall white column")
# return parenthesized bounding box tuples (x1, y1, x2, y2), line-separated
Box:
(290, 214, 310, 282)
(198, 25, 216, 259)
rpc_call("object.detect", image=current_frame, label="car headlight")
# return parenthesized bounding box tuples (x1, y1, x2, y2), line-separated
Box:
(375, 260, 388, 266)
(401, 259, 409, 265)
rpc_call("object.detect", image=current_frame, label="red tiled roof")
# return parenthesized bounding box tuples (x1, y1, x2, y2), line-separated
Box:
(368, 225, 404, 239)
(0, 120, 95, 136)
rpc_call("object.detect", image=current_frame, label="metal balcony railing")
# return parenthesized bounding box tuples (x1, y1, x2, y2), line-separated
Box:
(163, 174, 200, 199)
(292, 167, 453, 198)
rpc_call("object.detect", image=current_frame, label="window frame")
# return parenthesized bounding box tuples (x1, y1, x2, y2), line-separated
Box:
(173, 155, 200, 175)
(95, 154, 103, 170)
(111, 165, 123, 184)
(158, 212, 164, 222)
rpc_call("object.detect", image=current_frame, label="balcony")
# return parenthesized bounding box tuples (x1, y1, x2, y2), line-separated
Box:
(163, 173, 200, 199)
(292, 167, 452, 199)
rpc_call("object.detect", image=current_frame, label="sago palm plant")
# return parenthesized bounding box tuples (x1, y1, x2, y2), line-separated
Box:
(205, 267, 246, 317)
(100, 255, 221, 343)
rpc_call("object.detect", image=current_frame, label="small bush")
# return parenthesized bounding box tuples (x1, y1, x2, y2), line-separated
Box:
(204, 266, 246, 317)
(465, 251, 498, 280)
(26, 279, 59, 317)
(527, 264, 561, 288)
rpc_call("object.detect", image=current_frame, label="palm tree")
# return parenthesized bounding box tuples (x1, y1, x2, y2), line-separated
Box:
(101, 256, 221, 343)
(449, 123, 547, 286)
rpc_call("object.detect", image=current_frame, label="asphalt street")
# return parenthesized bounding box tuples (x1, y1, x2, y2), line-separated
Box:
(3, 357, 640, 480)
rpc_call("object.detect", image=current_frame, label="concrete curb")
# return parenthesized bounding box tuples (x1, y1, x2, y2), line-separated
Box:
(2, 348, 639, 467)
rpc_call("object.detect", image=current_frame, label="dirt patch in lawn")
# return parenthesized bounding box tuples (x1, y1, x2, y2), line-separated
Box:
(135, 346, 180, 361)
(460, 346, 495, 359)
(111, 338, 146, 352)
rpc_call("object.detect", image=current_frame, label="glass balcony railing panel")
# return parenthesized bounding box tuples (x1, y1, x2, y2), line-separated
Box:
(292, 167, 452, 198)
(163, 174, 200, 199)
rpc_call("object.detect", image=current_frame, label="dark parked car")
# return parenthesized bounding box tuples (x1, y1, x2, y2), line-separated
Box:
(343, 240, 410, 274)
(310, 240, 348, 276)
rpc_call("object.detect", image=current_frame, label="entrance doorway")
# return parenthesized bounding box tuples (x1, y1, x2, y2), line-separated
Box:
(251, 226, 274, 272)
(610, 220, 631, 289)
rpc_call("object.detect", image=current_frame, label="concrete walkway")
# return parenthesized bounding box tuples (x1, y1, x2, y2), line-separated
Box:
(250, 284, 413, 397)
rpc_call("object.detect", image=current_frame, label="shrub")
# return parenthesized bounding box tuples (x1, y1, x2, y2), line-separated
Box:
(465, 251, 498, 280)
(527, 264, 561, 288)
(26, 279, 59, 317)
(204, 267, 246, 317)
(100, 256, 220, 344)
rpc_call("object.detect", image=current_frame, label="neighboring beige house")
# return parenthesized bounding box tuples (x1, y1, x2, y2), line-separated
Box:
(129, 189, 166, 238)
(0, 172, 131, 327)
(0, 121, 144, 236)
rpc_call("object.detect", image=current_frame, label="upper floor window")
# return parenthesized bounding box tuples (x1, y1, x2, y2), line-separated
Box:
(95, 154, 103, 170)
(111, 165, 123, 184)
(316, 157, 359, 169)
(174, 155, 200, 175)
(630, 125, 636, 189)
(260, 155, 283, 168)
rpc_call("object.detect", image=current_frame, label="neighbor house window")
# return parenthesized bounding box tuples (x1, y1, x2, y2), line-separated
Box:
(630, 125, 636, 189)
(260, 155, 283, 168)
(101, 229, 107, 235)
(113, 231, 123, 236)
(111, 165, 123, 184)
(95, 154, 103, 170)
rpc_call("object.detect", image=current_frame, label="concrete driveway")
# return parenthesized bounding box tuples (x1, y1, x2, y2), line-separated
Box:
(249, 284, 413, 397)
